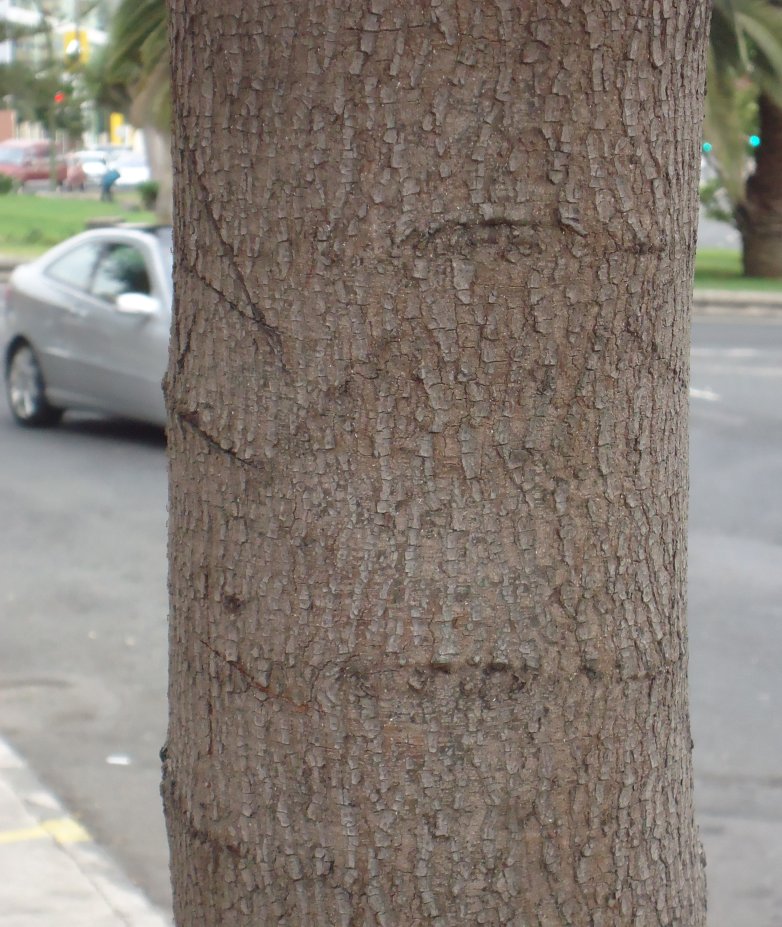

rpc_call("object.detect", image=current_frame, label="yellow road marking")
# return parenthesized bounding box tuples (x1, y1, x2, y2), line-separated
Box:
(0, 817, 90, 846)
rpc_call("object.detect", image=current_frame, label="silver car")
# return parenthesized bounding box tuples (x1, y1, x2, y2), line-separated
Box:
(2, 226, 172, 428)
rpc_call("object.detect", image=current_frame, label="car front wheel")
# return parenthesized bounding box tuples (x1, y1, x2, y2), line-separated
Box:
(5, 344, 63, 427)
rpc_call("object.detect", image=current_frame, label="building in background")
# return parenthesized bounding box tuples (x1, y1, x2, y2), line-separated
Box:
(0, 0, 40, 65)
(0, 0, 128, 145)
(1, 0, 112, 67)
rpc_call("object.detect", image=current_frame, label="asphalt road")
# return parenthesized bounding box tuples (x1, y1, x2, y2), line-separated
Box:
(697, 212, 741, 250)
(689, 313, 782, 926)
(0, 311, 781, 924)
(0, 413, 171, 910)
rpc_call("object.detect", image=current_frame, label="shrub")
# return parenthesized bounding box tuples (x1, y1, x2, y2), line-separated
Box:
(137, 180, 159, 211)
(0, 173, 14, 195)
(699, 176, 734, 226)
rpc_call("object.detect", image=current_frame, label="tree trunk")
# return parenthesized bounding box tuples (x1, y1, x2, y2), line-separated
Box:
(164, 3, 710, 925)
(140, 125, 173, 224)
(741, 92, 782, 277)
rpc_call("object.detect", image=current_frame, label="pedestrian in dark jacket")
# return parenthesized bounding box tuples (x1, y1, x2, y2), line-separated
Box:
(100, 168, 120, 202)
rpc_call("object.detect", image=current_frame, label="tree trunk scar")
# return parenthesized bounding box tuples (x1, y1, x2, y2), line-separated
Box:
(174, 408, 269, 470)
(186, 150, 287, 367)
(198, 638, 311, 714)
(394, 208, 542, 249)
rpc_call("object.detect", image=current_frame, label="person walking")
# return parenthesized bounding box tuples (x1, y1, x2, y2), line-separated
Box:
(100, 167, 120, 202)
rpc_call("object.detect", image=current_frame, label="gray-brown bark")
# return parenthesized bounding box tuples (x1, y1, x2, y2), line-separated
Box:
(164, 3, 710, 925)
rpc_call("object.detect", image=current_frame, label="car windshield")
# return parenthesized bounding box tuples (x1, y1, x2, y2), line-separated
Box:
(0, 147, 25, 164)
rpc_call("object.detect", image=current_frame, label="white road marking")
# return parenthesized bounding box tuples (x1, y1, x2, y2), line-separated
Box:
(690, 387, 720, 402)
(691, 347, 760, 359)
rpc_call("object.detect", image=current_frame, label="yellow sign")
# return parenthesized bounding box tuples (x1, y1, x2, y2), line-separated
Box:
(109, 112, 125, 145)
(63, 30, 89, 64)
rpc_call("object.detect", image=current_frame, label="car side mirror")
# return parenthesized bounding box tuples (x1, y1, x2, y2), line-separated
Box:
(115, 292, 160, 316)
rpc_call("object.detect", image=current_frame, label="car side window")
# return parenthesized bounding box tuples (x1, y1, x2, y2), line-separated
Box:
(91, 244, 152, 302)
(45, 242, 102, 292)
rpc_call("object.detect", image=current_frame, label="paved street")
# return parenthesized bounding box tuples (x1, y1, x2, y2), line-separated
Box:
(697, 212, 741, 251)
(0, 412, 170, 911)
(0, 309, 780, 923)
(690, 314, 782, 926)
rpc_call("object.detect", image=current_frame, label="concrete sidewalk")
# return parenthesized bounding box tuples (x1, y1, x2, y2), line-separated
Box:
(0, 737, 171, 927)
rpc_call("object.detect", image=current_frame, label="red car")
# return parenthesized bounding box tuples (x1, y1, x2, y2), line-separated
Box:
(0, 140, 67, 188)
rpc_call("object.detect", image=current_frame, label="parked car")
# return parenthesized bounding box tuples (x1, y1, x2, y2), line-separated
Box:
(110, 152, 152, 187)
(0, 139, 67, 188)
(2, 225, 172, 428)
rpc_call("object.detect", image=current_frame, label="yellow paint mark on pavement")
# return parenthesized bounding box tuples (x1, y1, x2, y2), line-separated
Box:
(0, 817, 90, 846)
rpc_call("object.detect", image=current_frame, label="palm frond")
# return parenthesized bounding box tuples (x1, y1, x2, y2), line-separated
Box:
(705, 0, 782, 212)
(100, 0, 169, 134)
(734, 9, 782, 100)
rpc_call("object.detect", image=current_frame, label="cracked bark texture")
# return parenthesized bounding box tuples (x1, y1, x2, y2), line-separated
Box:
(164, 2, 710, 925)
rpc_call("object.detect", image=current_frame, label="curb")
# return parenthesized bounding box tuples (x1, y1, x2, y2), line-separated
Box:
(0, 737, 171, 927)
(693, 289, 782, 316)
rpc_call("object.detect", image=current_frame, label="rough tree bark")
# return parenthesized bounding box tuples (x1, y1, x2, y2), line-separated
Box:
(740, 92, 782, 277)
(164, 3, 710, 925)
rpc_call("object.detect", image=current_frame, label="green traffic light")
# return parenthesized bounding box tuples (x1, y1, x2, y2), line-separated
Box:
(702, 141, 713, 153)
(749, 135, 761, 148)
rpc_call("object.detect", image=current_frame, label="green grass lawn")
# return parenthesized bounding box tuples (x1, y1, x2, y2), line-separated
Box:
(694, 248, 782, 292)
(0, 192, 157, 259)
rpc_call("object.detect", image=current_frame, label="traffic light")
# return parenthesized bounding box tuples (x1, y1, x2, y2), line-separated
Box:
(701, 137, 761, 154)
(54, 90, 66, 104)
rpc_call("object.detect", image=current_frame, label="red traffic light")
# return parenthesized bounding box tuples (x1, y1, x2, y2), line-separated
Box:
(54, 91, 66, 104)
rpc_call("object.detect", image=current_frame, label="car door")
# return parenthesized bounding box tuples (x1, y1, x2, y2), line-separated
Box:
(70, 237, 169, 423)
(33, 145, 50, 181)
(28, 240, 104, 405)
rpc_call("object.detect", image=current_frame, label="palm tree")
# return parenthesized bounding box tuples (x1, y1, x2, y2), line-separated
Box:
(102, 0, 168, 131)
(89, 0, 170, 220)
(706, 0, 782, 275)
